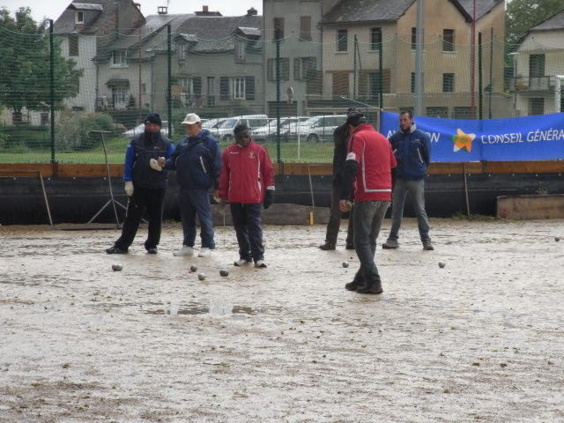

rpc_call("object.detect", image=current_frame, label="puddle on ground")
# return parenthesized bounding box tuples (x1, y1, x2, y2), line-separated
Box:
(150, 301, 258, 316)
(85, 301, 284, 316)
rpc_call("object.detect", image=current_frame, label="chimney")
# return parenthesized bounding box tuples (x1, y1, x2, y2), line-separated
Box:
(246, 7, 258, 16)
(195, 5, 221, 16)
(158, 6, 168, 14)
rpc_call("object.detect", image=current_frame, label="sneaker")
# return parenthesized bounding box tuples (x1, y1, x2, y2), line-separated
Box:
(356, 284, 383, 295)
(234, 259, 252, 267)
(255, 260, 267, 268)
(319, 242, 336, 251)
(106, 246, 128, 254)
(173, 246, 194, 257)
(382, 239, 399, 249)
(198, 248, 212, 257)
(423, 240, 434, 251)
(147, 248, 158, 254)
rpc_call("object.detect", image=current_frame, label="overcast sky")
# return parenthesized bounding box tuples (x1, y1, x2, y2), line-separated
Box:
(1, 0, 263, 22)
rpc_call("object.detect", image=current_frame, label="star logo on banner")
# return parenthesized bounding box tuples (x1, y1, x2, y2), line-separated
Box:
(452, 128, 475, 152)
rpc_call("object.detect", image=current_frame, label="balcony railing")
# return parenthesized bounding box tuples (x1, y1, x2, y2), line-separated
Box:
(509, 76, 557, 93)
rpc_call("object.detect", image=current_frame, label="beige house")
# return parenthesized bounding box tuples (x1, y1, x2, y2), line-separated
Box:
(262, 0, 341, 116)
(319, 0, 507, 118)
(510, 9, 564, 115)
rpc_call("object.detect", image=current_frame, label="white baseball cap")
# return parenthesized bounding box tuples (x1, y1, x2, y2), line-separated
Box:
(181, 113, 201, 125)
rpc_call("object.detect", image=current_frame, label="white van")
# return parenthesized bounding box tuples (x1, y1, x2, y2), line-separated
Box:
(212, 114, 270, 141)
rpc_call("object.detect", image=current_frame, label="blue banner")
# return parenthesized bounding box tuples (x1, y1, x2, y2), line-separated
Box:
(381, 112, 564, 162)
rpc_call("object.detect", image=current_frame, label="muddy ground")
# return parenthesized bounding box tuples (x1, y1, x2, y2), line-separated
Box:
(0, 218, 563, 422)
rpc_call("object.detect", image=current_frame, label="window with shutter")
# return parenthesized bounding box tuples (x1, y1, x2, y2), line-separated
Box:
(220, 77, 229, 100)
(332, 72, 349, 97)
(274, 17, 284, 39)
(337, 29, 348, 52)
(300, 16, 312, 40)
(245, 77, 255, 100)
(69, 34, 79, 56)
(443, 29, 455, 52)
(193, 77, 202, 96)
(370, 28, 382, 51)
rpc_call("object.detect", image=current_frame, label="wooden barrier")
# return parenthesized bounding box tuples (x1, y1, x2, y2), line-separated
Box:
(0, 169, 53, 226)
(3, 161, 563, 179)
(2, 160, 564, 178)
(497, 194, 564, 220)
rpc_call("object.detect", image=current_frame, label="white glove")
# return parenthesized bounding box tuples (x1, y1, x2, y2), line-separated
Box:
(150, 158, 162, 171)
(125, 181, 134, 196)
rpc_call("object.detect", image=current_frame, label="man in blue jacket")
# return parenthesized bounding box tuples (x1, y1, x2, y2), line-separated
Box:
(159, 113, 221, 257)
(382, 110, 434, 251)
(106, 112, 174, 255)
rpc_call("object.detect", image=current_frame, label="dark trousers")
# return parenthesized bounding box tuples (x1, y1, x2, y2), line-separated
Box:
(177, 187, 215, 249)
(352, 200, 391, 287)
(114, 186, 166, 251)
(324, 180, 353, 246)
(230, 202, 264, 263)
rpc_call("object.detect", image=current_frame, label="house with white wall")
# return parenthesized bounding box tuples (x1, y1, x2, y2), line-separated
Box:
(510, 8, 564, 115)
(53, 0, 146, 113)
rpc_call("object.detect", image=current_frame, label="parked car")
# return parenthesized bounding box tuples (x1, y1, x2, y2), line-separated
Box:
(252, 117, 309, 142)
(202, 117, 227, 131)
(290, 115, 347, 142)
(122, 121, 172, 138)
(212, 114, 270, 141)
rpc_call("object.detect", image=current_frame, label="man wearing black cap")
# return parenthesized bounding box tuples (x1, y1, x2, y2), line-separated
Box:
(106, 112, 174, 255)
(318, 108, 358, 251)
(216, 124, 275, 268)
(339, 111, 396, 294)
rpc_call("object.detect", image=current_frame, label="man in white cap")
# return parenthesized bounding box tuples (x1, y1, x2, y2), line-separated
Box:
(158, 113, 221, 257)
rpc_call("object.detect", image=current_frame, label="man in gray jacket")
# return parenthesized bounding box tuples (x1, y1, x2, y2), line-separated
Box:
(382, 110, 433, 251)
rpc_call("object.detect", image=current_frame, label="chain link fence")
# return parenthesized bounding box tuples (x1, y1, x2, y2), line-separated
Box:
(1, 23, 563, 164)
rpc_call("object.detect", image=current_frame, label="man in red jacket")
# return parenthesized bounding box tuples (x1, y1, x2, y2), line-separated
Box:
(339, 112, 397, 294)
(217, 124, 275, 268)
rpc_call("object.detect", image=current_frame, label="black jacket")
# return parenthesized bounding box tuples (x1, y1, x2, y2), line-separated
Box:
(332, 122, 350, 184)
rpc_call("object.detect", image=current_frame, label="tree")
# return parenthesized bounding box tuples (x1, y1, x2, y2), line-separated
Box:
(0, 7, 83, 119)
(506, 0, 564, 47)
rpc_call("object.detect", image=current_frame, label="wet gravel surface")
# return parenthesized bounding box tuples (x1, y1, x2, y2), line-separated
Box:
(1, 219, 563, 422)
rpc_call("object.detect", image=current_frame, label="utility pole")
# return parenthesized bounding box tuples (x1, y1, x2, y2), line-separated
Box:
(414, 0, 424, 116)
(470, 0, 476, 118)
(275, 28, 281, 163)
